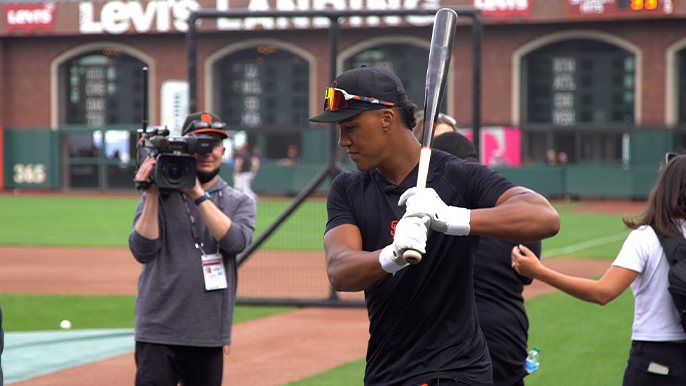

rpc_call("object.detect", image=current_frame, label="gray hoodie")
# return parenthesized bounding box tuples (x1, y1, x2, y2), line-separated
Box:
(129, 177, 256, 347)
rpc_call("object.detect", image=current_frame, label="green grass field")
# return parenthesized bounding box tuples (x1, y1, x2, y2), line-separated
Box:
(0, 194, 326, 250)
(0, 194, 640, 386)
(0, 293, 294, 331)
(0, 195, 629, 254)
(542, 203, 632, 259)
(285, 288, 634, 386)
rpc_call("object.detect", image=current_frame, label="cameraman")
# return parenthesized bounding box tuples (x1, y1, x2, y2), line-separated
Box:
(129, 112, 256, 386)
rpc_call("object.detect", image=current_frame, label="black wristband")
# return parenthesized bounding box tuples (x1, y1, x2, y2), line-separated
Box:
(194, 191, 211, 206)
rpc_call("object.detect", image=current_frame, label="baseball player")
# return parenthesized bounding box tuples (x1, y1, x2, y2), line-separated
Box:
(432, 131, 542, 386)
(310, 66, 560, 386)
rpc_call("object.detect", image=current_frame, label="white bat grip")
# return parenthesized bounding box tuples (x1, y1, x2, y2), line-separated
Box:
(417, 147, 432, 189)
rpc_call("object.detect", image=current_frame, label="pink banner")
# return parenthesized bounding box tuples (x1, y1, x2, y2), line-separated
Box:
(461, 127, 522, 168)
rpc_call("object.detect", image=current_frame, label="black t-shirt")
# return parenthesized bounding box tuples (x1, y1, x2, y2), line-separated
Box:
(473, 237, 541, 386)
(326, 150, 516, 386)
(236, 152, 252, 173)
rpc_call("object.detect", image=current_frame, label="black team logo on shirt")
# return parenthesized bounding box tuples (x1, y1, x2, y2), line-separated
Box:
(390, 220, 398, 237)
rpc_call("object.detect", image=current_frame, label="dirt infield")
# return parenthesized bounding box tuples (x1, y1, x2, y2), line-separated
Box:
(565, 199, 647, 215)
(0, 245, 614, 386)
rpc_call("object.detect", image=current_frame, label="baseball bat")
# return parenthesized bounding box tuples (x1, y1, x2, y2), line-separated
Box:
(403, 8, 457, 265)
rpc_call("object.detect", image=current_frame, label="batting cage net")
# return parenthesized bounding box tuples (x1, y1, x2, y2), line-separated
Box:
(236, 195, 365, 306)
(189, 7, 483, 308)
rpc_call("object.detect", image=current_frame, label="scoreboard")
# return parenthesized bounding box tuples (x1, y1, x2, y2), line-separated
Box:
(568, 0, 674, 17)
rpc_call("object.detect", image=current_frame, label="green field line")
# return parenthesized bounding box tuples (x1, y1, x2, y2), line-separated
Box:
(542, 231, 628, 258)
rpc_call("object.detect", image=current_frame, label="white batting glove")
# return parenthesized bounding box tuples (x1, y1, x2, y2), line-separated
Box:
(399, 187, 471, 236)
(379, 216, 430, 273)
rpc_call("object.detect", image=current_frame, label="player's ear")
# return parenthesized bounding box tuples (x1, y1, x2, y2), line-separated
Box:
(380, 109, 394, 131)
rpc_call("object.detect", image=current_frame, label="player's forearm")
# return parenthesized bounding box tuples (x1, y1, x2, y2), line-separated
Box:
(326, 249, 387, 291)
(134, 191, 160, 240)
(471, 191, 560, 242)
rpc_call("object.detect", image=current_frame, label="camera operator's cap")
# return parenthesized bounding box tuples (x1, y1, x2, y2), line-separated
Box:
(182, 112, 228, 139)
(309, 66, 409, 123)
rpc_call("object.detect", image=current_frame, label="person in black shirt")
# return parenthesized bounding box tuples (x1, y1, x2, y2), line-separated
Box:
(233, 143, 257, 201)
(310, 66, 560, 386)
(432, 132, 542, 386)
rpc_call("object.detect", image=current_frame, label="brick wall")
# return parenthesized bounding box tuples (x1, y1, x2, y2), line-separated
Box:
(1, 17, 686, 129)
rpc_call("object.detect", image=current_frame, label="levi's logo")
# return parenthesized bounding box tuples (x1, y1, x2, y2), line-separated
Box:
(390, 220, 398, 237)
(4, 3, 56, 34)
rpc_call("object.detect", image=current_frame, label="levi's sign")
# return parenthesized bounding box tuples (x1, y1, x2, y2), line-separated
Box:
(79, 0, 441, 34)
(4, 2, 56, 34)
(80, 0, 201, 34)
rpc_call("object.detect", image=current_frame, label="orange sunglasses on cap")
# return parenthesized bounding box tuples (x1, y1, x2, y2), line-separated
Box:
(324, 87, 396, 111)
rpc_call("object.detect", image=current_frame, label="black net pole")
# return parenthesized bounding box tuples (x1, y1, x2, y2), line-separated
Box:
(186, 15, 198, 113)
(326, 15, 341, 301)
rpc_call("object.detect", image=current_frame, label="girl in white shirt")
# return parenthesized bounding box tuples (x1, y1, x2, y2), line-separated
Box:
(511, 154, 686, 386)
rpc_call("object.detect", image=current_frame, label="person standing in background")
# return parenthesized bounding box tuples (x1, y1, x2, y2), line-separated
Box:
(433, 131, 542, 386)
(233, 143, 258, 202)
(512, 153, 686, 386)
(546, 150, 557, 166)
(251, 146, 264, 166)
(413, 111, 458, 144)
(130, 111, 256, 386)
(277, 145, 300, 167)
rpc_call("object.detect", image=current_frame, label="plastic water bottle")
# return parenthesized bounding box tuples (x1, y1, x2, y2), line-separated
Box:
(524, 347, 540, 374)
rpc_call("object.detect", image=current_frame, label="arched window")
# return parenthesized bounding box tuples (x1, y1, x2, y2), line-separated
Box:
(214, 46, 310, 160)
(214, 47, 310, 129)
(343, 44, 444, 111)
(521, 39, 635, 163)
(523, 40, 635, 127)
(59, 50, 146, 126)
(57, 50, 147, 189)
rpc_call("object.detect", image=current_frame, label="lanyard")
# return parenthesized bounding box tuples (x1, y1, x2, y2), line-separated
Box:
(180, 190, 224, 255)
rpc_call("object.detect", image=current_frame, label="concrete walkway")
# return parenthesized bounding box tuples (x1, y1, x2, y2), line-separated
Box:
(8, 307, 370, 386)
(4, 329, 134, 384)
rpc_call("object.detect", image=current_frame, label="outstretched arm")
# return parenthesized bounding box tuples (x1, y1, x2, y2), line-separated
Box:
(512, 244, 638, 305)
(401, 186, 560, 243)
(470, 187, 560, 242)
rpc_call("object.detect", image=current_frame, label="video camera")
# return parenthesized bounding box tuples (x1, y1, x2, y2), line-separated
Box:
(135, 127, 214, 191)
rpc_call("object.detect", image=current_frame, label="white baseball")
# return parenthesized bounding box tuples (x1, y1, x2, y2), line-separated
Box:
(60, 320, 72, 329)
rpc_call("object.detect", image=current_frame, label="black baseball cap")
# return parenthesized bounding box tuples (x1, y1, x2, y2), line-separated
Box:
(182, 112, 228, 139)
(309, 66, 409, 123)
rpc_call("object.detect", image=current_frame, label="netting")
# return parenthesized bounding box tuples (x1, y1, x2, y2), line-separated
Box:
(236, 195, 365, 305)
